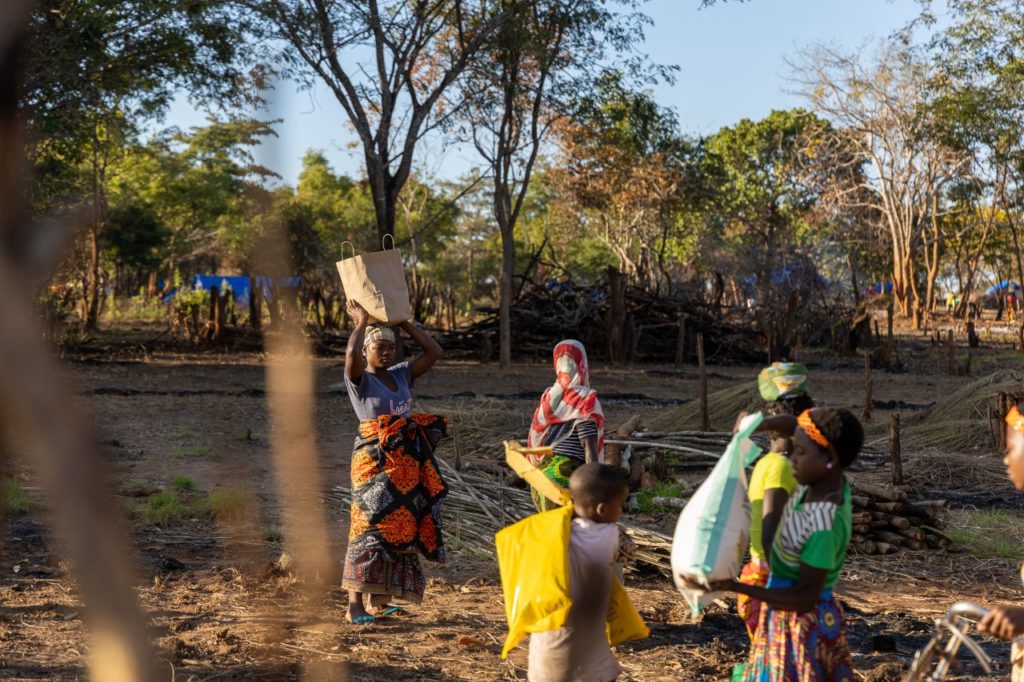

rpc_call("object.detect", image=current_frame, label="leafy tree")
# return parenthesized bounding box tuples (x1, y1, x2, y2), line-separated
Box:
(22, 0, 261, 329)
(461, 0, 666, 367)
(796, 40, 969, 327)
(701, 109, 834, 358)
(242, 0, 510, 244)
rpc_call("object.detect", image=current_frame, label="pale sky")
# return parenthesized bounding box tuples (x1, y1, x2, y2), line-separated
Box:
(161, 0, 934, 185)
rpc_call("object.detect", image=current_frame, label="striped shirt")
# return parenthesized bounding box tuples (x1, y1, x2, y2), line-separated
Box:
(543, 419, 599, 461)
(769, 480, 851, 589)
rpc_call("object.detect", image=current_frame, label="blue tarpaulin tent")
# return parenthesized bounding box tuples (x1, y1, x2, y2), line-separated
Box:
(741, 267, 830, 288)
(985, 281, 1022, 296)
(162, 275, 301, 304)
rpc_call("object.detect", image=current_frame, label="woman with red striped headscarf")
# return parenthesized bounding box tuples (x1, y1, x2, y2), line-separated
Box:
(525, 340, 606, 511)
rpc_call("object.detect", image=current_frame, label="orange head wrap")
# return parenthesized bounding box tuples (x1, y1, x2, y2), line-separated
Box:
(798, 409, 832, 451)
(1006, 405, 1024, 434)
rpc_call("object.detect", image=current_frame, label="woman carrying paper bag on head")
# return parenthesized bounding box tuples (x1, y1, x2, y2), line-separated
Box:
(337, 235, 412, 324)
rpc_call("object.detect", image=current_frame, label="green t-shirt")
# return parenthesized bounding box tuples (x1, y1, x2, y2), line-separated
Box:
(768, 480, 851, 588)
(747, 451, 797, 560)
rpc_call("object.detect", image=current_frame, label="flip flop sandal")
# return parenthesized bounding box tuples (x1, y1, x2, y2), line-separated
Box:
(347, 614, 376, 625)
(379, 606, 408, 617)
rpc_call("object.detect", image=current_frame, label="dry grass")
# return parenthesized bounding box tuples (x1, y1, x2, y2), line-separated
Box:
(646, 384, 760, 432)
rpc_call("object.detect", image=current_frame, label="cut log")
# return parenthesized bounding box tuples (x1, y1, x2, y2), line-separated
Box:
(872, 501, 910, 513)
(875, 531, 907, 546)
(910, 500, 948, 509)
(875, 542, 895, 555)
(851, 480, 906, 502)
(889, 516, 911, 530)
(650, 497, 688, 510)
(856, 540, 878, 555)
(851, 495, 871, 508)
(898, 527, 924, 542)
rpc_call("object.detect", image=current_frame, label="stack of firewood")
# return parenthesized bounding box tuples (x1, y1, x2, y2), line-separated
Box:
(849, 479, 950, 555)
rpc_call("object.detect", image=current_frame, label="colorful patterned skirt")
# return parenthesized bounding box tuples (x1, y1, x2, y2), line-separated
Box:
(744, 577, 853, 682)
(737, 557, 771, 642)
(342, 414, 448, 603)
(530, 454, 583, 512)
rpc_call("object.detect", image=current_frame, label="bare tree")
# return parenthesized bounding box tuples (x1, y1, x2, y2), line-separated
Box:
(460, 0, 661, 368)
(795, 42, 968, 327)
(245, 0, 509, 245)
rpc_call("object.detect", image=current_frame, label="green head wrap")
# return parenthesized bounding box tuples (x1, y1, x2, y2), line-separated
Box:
(758, 362, 809, 401)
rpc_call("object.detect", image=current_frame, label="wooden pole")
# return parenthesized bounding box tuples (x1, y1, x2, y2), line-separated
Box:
(946, 329, 955, 375)
(674, 313, 687, 366)
(862, 351, 873, 423)
(999, 392, 1010, 452)
(698, 333, 709, 432)
(890, 413, 903, 485)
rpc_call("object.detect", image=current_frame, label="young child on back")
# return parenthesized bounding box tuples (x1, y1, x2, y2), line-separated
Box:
(528, 463, 630, 682)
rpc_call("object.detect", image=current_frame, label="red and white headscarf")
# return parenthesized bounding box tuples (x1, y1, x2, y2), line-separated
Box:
(527, 340, 605, 461)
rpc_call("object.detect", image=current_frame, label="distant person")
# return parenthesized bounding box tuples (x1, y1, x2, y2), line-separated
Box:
(525, 340, 605, 511)
(946, 291, 956, 315)
(526, 463, 631, 682)
(341, 300, 446, 625)
(737, 363, 815, 644)
(1010, 292, 1019, 322)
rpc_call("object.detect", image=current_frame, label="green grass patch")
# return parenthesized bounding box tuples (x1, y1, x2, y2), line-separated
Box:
(171, 476, 196, 491)
(2, 478, 30, 514)
(174, 426, 198, 439)
(141, 491, 192, 526)
(635, 480, 687, 514)
(948, 508, 1024, 560)
(204, 487, 254, 522)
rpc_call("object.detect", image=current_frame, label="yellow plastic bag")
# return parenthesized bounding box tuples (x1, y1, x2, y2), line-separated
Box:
(497, 506, 574, 658)
(607, 576, 650, 646)
(496, 505, 649, 658)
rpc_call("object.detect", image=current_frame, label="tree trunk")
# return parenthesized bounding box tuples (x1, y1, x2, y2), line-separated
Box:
(248, 276, 261, 331)
(606, 267, 626, 364)
(849, 255, 860, 305)
(498, 225, 514, 369)
(85, 225, 101, 331)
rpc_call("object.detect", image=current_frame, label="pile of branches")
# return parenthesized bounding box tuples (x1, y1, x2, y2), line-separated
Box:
(436, 268, 858, 363)
(326, 456, 674, 574)
(437, 281, 764, 363)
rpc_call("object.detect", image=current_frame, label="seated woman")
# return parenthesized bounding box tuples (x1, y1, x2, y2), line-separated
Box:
(525, 340, 605, 511)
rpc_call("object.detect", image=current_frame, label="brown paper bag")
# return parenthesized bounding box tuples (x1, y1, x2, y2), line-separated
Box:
(336, 236, 411, 324)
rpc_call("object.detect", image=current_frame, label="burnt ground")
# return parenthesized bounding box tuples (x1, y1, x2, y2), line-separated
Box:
(0, 335, 1022, 680)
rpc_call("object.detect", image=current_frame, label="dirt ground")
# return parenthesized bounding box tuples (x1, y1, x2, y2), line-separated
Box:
(1, 332, 1023, 680)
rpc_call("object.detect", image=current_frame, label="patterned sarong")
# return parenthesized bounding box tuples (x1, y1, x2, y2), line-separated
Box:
(744, 577, 853, 682)
(342, 414, 447, 602)
(738, 557, 771, 642)
(530, 453, 583, 512)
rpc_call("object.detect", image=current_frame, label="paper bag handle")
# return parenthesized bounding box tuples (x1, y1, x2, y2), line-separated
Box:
(341, 241, 355, 260)
(381, 233, 395, 250)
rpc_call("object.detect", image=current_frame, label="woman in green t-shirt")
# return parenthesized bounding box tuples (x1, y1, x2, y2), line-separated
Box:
(716, 408, 864, 682)
(739, 363, 814, 642)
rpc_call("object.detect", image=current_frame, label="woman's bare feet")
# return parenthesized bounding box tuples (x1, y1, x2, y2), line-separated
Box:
(345, 590, 374, 624)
